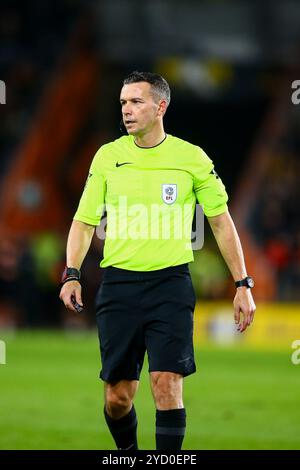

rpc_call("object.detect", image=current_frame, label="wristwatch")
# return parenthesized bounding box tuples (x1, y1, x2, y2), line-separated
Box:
(61, 266, 81, 285)
(235, 276, 254, 289)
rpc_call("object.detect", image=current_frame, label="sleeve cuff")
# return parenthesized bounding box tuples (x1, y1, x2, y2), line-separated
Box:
(204, 204, 228, 218)
(73, 215, 100, 226)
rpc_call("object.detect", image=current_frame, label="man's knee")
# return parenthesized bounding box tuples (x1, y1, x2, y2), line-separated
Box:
(105, 380, 137, 419)
(150, 372, 183, 409)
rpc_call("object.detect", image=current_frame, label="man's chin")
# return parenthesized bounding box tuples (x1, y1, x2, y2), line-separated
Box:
(126, 128, 138, 136)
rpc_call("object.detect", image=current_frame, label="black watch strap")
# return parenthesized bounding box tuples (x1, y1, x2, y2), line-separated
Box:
(61, 266, 81, 285)
(235, 276, 254, 289)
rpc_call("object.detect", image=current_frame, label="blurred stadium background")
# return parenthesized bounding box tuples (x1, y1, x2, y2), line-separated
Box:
(1, 0, 300, 450)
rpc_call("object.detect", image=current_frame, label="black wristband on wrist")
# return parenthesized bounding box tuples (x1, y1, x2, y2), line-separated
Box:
(235, 276, 254, 289)
(61, 266, 81, 286)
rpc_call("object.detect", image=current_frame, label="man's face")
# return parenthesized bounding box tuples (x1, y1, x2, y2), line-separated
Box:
(120, 82, 163, 136)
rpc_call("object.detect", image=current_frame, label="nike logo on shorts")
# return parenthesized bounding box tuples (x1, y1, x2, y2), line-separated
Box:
(177, 357, 191, 363)
(119, 444, 135, 450)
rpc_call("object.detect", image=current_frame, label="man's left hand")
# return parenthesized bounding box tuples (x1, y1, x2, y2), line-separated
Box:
(233, 288, 256, 333)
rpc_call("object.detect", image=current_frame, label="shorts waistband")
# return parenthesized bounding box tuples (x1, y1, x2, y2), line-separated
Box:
(103, 263, 189, 281)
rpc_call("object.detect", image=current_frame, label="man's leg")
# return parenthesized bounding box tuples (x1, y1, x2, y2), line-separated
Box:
(104, 379, 139, 450)
(150, 372, 186, 450)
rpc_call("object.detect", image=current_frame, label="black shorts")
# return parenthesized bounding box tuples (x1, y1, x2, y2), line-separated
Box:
(95, 264, 196, 383)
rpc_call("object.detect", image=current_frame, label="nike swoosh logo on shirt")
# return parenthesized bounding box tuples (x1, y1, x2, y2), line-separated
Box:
(116, 162, 133, 167)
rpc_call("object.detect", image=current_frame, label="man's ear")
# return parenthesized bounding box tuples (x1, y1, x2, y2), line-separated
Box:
(157, 99, 168, 117)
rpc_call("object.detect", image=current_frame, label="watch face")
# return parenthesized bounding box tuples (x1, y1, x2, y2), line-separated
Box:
(247, 277, 254, 288)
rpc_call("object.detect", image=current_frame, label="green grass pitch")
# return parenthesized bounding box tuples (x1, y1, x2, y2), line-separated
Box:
(0, 330, 300, 450)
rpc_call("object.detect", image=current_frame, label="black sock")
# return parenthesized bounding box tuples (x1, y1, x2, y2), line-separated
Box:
(156, 408, 186, 450)
(104, 405, 138, 450)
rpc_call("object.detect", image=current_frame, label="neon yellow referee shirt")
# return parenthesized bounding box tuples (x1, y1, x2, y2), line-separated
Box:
(73, 134, 228, 271)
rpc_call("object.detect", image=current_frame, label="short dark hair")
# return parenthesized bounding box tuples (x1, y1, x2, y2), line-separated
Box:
(123, 71, 171, 106)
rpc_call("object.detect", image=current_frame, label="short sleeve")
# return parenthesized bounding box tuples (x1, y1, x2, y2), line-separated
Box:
(193, 147, 228, 217)
(73, 148, 106, 226)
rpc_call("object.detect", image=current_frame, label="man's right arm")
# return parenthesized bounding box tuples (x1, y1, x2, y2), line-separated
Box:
(59, 220, 96, 312)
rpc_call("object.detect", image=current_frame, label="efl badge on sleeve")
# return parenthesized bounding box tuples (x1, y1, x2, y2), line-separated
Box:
(162, 184, 177, 205)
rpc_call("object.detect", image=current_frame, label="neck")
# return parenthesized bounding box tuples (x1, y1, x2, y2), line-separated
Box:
(134, 127, 166, 148)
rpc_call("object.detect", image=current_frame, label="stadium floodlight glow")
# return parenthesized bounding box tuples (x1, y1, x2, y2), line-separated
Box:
(0, 80, 6, 104)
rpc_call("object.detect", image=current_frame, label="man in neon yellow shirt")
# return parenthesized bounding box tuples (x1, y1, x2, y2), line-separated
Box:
(59, 71, 256, 451)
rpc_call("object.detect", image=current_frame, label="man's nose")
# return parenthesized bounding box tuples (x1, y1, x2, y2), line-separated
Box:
(123, 103, 132, 114)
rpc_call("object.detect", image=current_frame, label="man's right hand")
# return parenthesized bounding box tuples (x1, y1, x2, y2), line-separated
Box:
(59, 280, 83, 313)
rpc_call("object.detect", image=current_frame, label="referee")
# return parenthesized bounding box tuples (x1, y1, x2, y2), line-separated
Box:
(59, 71, 256, 450)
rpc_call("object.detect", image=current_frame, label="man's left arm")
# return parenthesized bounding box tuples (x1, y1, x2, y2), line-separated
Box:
(207, 209, 256, 333)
